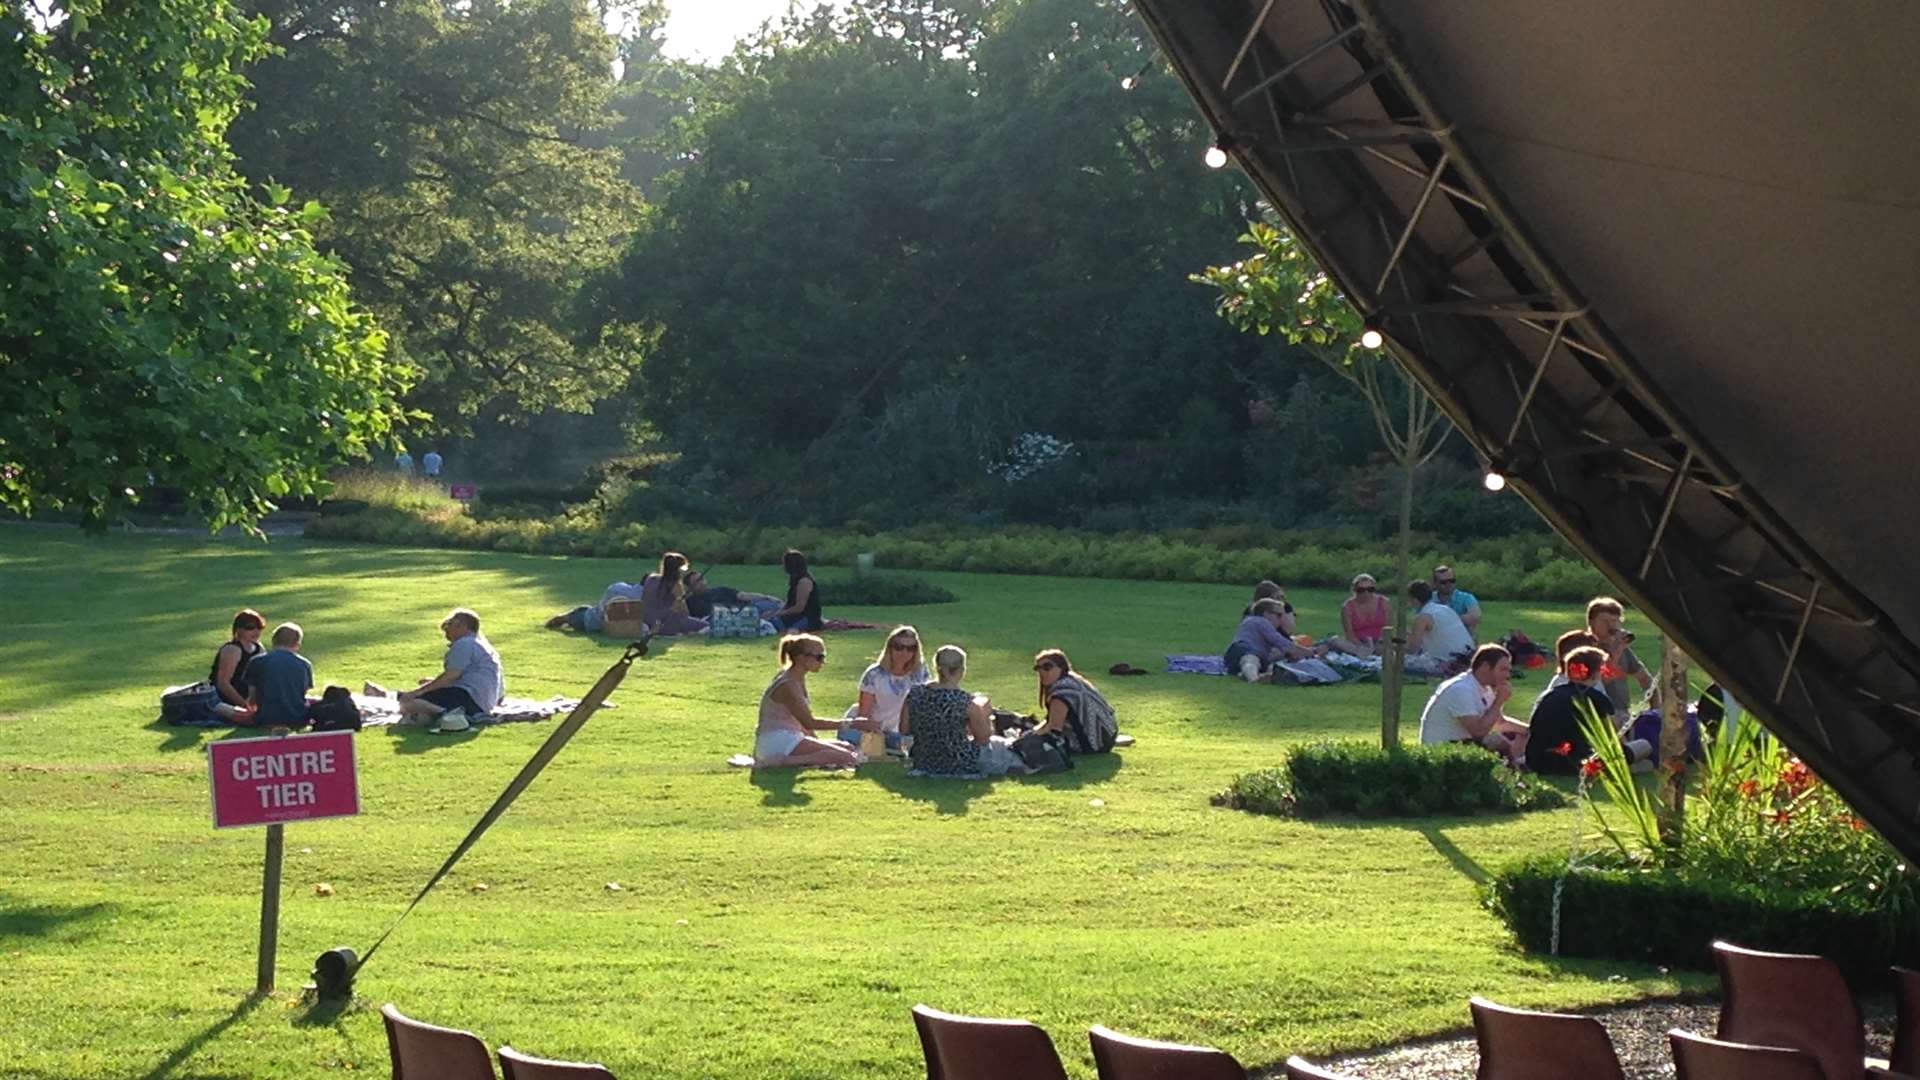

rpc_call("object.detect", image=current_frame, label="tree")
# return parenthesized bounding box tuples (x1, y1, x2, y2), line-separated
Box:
(1196, 219, 1451, 746)
(0, 0, 411, 529)
(228, 0, 652, 429)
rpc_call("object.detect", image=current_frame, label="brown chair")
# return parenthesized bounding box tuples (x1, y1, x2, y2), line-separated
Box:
(1671, 1029, 1827, 1080)
(1088, 1025, 1245, 1080)
(1282, 1056, 1360, 1080)
(382, 1003, 496, 1080)
(911, 1003, 1070, 1080)
(1714, 940, 1866, 1080)
(1893, 967, 1920, 1076)
(1470, 995, 1626, 1080)
(498, 1046, 616, 1080)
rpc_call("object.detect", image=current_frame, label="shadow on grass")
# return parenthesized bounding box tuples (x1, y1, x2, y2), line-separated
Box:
(137, 992, 265, 1080)
(292, 991, 365, 1029)
(0, 893, 118, 942)
(1416, 824, 1492, 885)
(383, 725, 483, 754)
(864, 749, 1126, 816)
(748, 766, 813, 807)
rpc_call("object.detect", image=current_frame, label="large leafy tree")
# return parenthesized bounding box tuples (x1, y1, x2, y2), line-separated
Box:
(228, 0, 652, 428)
(0, 0, 410, 529)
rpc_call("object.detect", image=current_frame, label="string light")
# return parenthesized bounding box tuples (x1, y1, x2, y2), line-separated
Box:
(1483, 470, 1508, 492)
(1204, 144, 1230, 169)
(1359, 328, 1384, 350)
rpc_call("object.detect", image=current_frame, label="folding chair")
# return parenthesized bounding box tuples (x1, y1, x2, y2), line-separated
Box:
(1671, 1029, 1826, 1080)
(911, 1003, 1070, 1080)
(1714, 941, 1867, 1080)
(497, 1045, 615, 1080)
(1470, 995, 1626, 1080)
(382, 1003, 496, 1080)
(1088, 1024, 1245, 1080)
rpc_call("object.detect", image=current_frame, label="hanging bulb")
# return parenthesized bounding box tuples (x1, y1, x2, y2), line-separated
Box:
(1204, 144, 1230, 169)
(1120, 75, 1137, 91)
(1483, 470, 1508, 492)
(1359, 328, 1384, 350)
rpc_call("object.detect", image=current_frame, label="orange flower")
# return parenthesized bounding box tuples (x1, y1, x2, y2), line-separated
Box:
(1772, 809, 1792, 825)
(1580, 756, 1605, 779)
(1779, 759, 1814, 795)
(1737, 779, 1760, 798)
(1850, 817, 1868, 832)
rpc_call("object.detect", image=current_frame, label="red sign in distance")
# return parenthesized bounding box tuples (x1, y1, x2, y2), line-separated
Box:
(449, 483, 477, 501)
(209, 730, 360, 829)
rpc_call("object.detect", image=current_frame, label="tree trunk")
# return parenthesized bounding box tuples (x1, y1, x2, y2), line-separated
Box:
(1380, 445, 1415, 749)
(1656, 638, 1690, 847)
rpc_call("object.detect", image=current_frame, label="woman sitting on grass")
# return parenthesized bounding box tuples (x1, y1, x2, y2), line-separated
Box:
(766, 549, 822, 632)
(1033, 649, 1118, 754)
(754, 633, 878, 768)
(1326, 573, 1390, 658)
(838, 625, 928, 752)
(903, 645, 1023, 777)
(640, 551, 709, 636)
(210, 609, 267, 721)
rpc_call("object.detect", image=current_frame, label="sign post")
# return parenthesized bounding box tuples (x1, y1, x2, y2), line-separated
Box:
(209, 730, 360, 993)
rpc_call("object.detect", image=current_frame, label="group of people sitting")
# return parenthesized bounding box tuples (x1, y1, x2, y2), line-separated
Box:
(752, 625, 1120, 777)
(207, 606, 505, 733)
(1417, 595, 1658, 773)
(1224, 566, 1484, 682)
(546, 549, 822, 638)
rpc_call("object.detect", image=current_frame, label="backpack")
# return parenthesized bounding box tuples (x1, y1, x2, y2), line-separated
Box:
(1011, 730, 1074, 775)
(160, 682, 223, 727)
(306, 685, 363, 732)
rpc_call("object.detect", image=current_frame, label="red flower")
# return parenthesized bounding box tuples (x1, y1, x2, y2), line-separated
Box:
(1550, 741, 1574, 757)
(1737, 779, 1760, 798)
(1580, 756, 1605, 779)
(1850, 817, 1868, 832)
(1566, 661, 1592, 682)
(1600, 662, 1623, 682)
(1779, 759, 1814, 795)
(1772, 809, 1792, 825)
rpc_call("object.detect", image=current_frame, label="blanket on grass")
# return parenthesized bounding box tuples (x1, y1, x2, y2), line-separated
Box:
(354, 693, 598, 728)
(1165, 654, 1228, 675)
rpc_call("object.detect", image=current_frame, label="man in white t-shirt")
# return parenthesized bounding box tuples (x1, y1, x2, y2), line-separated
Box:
(1417, 643, 1530, 763)
(1405, 580, 1476, 675)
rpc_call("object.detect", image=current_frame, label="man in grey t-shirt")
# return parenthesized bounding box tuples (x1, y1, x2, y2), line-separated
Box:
(1586, 595, 1652, 721)
(378, 608, 505, 731)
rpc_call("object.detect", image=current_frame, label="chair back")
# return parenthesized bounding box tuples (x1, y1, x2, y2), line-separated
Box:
(1470, 995, 1625, 1080)
(498, 1046, 615, 1080)
(1713, 940, 1864, 1080)
(911, 1004, 1070, 1080)
(382, 1003, 496, 1080)
(1088, 1025, 1245, 1080)
(1893, 967, 1920, 1075)
(1670, 1029, 1826, 1080)
(1282, 1056, 1359, 1080)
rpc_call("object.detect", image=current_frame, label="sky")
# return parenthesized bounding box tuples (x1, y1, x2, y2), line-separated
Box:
(661, 1, 837, 63)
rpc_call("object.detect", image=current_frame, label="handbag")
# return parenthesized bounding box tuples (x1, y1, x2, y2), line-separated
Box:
(160, 682, 223, 726)
(1011, 730, 1074, 775)
(306, 685, 363, 732)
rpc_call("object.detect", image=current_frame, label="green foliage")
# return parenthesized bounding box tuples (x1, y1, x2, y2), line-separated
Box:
(0, 0, 411, 529)
(229, 0, 654, 427)
(305, 503, 1611, 601)
(1216, 742, 1567, 819)
(1487, 854, 1919, 977)
(816, 572, 955, 607)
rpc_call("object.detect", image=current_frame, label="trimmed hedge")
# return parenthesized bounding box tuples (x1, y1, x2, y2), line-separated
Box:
(1214, 741, 1568, 819)
(816, 573, 955, 607)
(1486, 853, 1920, 979)
(304, 506, 1611, 601)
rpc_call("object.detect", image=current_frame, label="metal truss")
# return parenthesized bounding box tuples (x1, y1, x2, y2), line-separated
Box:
(1133, 0, 1920, 859)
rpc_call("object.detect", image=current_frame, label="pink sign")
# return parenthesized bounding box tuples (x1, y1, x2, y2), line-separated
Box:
(449, 483, 477, 501)
(209, 731, 360, 829)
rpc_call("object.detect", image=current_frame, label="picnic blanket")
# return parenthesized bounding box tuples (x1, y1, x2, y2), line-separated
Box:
(1165, 654, 1229, 675)
(821, 618, 880, 632)
(355, 693, 599, 728)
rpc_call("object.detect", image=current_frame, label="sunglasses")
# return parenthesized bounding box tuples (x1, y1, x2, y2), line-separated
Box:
(1033, 663, 1056, 672)
(803, 651, 826, 660)
(1434, 578, 1455, 586)
(889, 641, 917, 651)
(1355, 586, 1376, 593)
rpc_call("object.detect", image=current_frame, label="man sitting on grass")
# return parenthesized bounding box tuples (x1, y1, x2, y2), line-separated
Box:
(1527, 644, 1654, 775)
(1417, 643, 1530, 764)
(366, 608, 503, 733)
(1225, 598, 1323, 682)
(245, 622, 314, 730)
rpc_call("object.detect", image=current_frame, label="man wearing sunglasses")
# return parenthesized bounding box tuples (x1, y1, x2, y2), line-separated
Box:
(1432, 565, 1482, 641)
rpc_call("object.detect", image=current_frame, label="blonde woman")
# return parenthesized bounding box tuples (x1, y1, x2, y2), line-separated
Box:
(903, 645, 1023, 777)
(754, 633, 878, 768)
(837, 625, 929, 753)
(1327, 573, 1390, 658)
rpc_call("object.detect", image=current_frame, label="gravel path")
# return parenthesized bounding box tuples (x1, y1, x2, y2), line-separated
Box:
(1259, 997, 1897, 1080)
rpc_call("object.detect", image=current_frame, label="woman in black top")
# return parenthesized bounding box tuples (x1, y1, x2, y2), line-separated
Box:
(769, 549, 823, 632)
(210, 608, 267, 721)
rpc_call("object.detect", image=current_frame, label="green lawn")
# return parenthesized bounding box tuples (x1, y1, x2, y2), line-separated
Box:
(0, 528, 1694, 1080)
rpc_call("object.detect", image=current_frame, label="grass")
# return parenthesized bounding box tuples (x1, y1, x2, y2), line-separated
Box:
(0, 527, 1695, 1080)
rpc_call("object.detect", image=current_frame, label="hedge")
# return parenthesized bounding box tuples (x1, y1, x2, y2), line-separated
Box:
(304, 507, 1612, 601)
(1214, 741, 1568, 819)
(1486, 853, 1920, 979)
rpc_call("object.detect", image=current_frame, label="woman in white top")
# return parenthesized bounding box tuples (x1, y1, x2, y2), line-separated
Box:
(838, 625, 929, 751)
(1404, 580, 1476, 675)
(754, 634, 878, 768)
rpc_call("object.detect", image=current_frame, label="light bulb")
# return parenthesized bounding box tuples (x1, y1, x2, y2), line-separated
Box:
(1204, 145, 1229, 169)
(1120, 75, 1137, 91)
(1360, 328, 1384, 349)
(1483, 470, 1508, 492)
